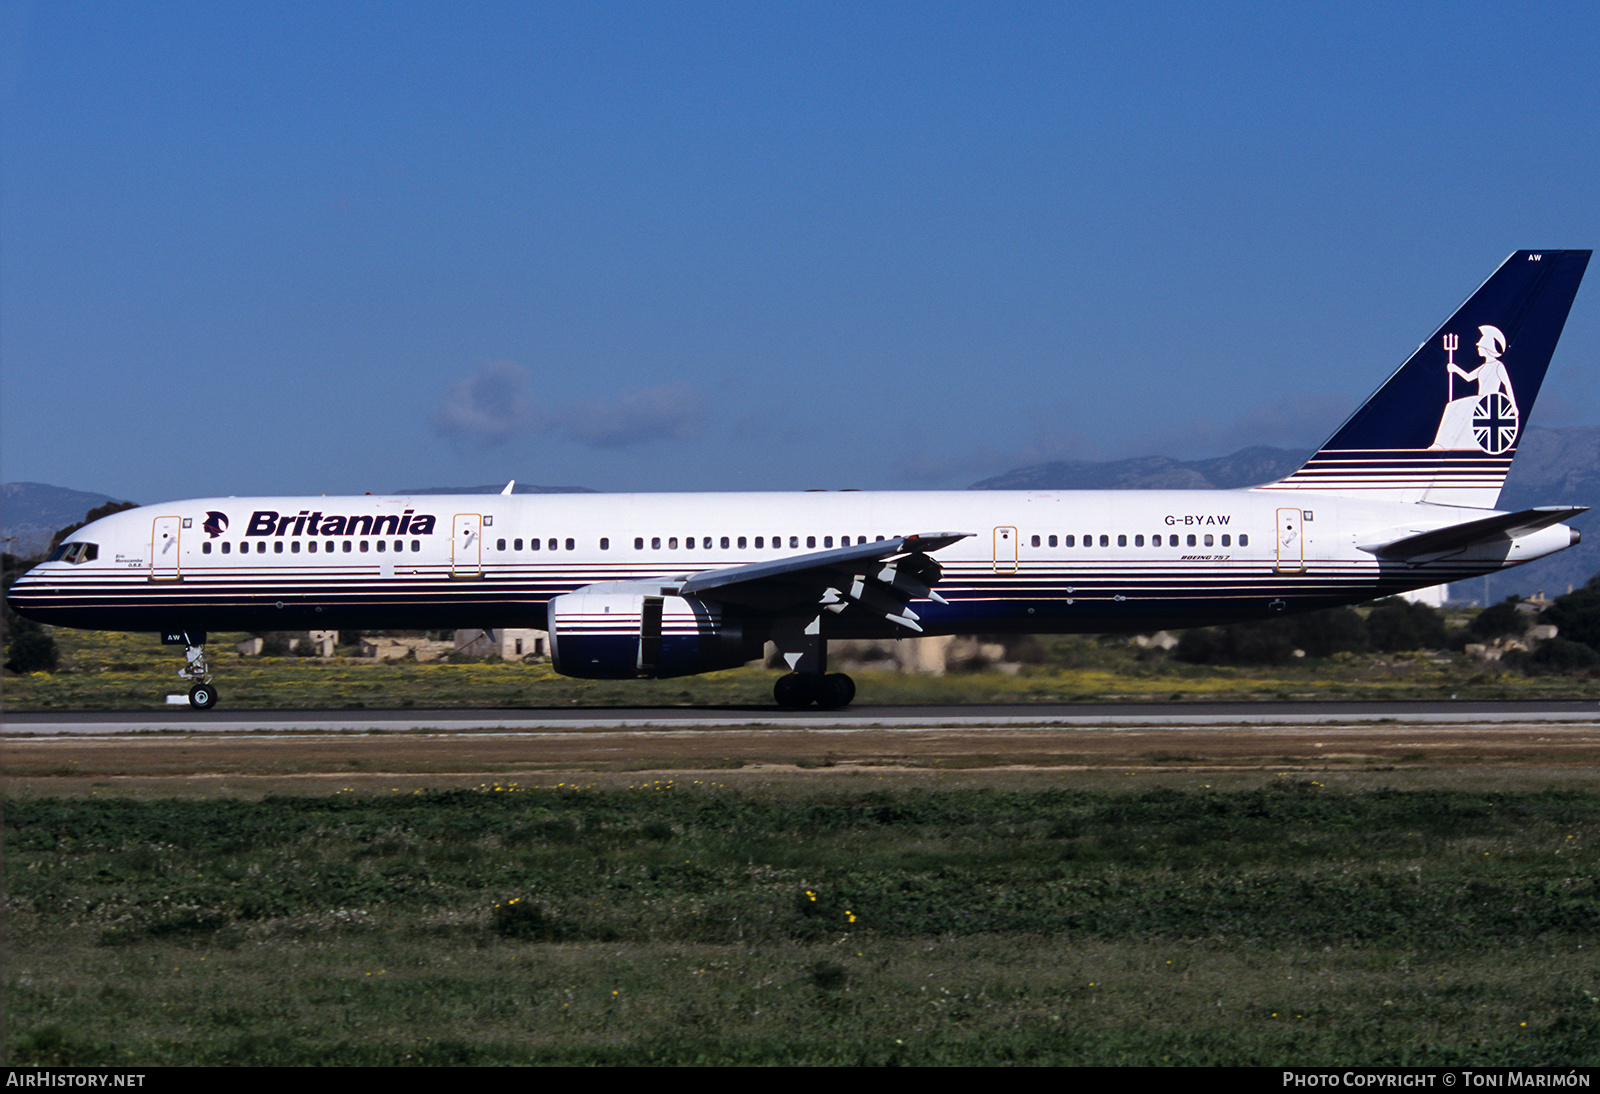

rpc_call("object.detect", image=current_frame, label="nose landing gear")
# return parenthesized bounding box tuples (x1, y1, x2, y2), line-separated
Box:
(164, 630, 218, 710)
(187, 681, 217, 710)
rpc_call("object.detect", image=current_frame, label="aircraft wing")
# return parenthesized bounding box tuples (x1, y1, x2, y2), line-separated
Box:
(1358, 506, 1588, 560)
(669, 531, 971, 631)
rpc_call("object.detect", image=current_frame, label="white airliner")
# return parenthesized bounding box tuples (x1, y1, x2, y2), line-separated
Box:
(7, 250, 1591, 710)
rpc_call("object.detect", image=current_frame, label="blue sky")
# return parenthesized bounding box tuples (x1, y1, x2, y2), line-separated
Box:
(4, 1, 1598, 503)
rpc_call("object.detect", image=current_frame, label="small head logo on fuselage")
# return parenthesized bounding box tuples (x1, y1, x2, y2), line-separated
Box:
(202, 512, 229, 538)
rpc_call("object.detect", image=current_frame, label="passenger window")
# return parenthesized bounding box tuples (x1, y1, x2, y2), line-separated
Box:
(360, 541, 370, 552)
(222, 542, 231, 554)
(203, 542, 212, 554)
(669, 537, 678, 549)
(1117, 535, 1127, 547)
(566, 538, 575, 550)
(790, 537, 798, 548)
(496, 538, 505, 551)
(738, 537, 747, 549)
(807, 536, 816, 548)
(1187, 534, 1196, 546)
(411, 540, 420, 551)
(342, 541, 352, 553)
(754, 537, 764, 548)
(635, 537, 644, 550)
(1135, 535, 1144, 547)
(292, 541, 301, 553)
(308, 541, 317, 553)
(721, 537, 730, 549)
(1239, 534, 1249, 546)
(1204, 534, 1213, 546)
(824, 536, 833, 548)
(274, 542, 284, 554)
(652, 537, 661, 549)
(1099, 535, 1109, 547)
(600, 538, 609, 550)
(1031, 535, 1040, 547)
(514, 539, 523, 550)
(376, 540, 386, 552)
(1221, 535, 1230, 546)
(548, 538, 557, 551)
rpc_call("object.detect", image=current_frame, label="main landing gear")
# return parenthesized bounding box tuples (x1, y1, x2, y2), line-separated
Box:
(164, 630, 217, 710)
(769, 619, 855, 709)
(774, 671, 856, 710)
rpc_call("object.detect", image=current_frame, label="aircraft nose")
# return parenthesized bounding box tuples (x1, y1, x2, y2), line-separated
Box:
(4, 563, 48, 620)
(4, 570, 28, 614)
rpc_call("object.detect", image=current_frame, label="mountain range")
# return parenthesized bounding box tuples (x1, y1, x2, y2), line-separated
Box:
(1, 482, 133, 556)
(969, 445, 1313, 491)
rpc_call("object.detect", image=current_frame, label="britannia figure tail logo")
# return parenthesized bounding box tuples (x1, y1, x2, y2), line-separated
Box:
(1429, 324, 1517, 453)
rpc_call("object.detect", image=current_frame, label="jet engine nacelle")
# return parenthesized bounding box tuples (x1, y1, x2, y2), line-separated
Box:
(546, 585, 758, 679)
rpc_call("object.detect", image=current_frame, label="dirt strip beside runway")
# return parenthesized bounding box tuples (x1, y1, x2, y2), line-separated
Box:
(6, 719, 1600, 796)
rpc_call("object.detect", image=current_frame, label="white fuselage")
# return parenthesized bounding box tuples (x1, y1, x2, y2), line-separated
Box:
(7, 487, 1571, 639)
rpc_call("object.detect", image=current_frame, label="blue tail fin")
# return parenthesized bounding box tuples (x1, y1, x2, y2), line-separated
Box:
(1263, 249, 1590, 508)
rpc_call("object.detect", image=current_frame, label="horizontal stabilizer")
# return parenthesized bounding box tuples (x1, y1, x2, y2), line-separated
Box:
(1358, 506, 1588, 559)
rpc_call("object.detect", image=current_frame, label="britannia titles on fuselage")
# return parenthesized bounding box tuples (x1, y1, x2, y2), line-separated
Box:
(243, 509, 439, 538)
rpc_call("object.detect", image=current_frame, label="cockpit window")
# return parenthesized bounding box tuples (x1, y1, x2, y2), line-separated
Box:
(48, 542, 99, 564)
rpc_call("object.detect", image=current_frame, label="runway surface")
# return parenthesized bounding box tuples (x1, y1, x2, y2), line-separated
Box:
(5, 699, 1600, 736)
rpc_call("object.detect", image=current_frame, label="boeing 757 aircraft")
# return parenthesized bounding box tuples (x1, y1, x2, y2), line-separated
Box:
(7, 250, 1591, 709)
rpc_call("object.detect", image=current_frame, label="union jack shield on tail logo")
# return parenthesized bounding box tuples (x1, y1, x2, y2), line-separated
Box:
(1472, 392, 1519, 454)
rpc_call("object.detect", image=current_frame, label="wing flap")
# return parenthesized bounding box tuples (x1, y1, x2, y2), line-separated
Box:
(672, 531, 971, 628)
(677, 533, 967, 597)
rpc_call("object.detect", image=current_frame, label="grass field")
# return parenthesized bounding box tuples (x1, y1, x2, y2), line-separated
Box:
(6, 626, 1599, 710)
(7, 773, 1599, 1066)
(8, 625, 1600, 1065)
